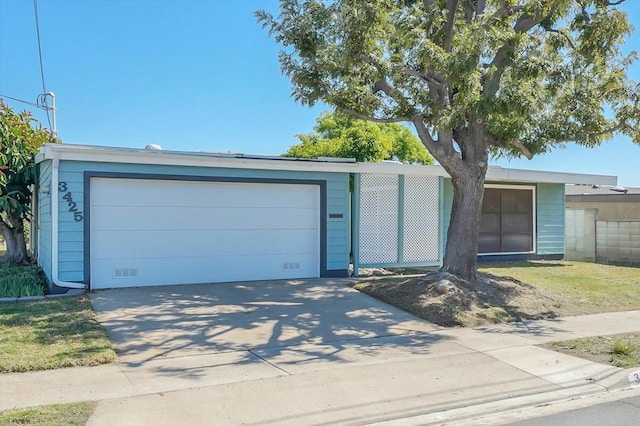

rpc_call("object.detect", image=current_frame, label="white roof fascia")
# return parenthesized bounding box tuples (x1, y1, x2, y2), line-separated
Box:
(484, 166, 617, 186)
(37, 143, 357, 174)
(36, 144, 617, 185)
(37, 143, 448, 176)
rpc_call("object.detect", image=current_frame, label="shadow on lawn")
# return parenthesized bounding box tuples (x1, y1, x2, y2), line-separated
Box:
(480, 261, 570, 269)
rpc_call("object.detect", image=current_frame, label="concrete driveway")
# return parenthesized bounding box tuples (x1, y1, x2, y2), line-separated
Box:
(89, 278, 448, 368)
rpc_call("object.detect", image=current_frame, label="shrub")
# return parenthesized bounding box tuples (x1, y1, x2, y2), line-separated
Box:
(612, 339, 634, 356)
(0, 263, 46, 297)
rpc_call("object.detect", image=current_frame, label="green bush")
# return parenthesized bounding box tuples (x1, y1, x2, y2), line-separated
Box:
(0, 263, 46, 297)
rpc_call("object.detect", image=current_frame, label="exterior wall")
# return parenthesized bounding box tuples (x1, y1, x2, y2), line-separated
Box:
(53, 160, 350, 283)
(596, 221, 640, 266)
(37, 160, 53, 282)
(566, 208, 640, 266)
(442, 180, 565, 258)
(565, 196, 640, 266)
(536, 183, 565, 255)
(565, 208, 597, 261)
(566, 197, 640, 221)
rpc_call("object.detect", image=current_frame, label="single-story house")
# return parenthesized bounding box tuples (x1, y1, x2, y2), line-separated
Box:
(33, 143, 616, 290)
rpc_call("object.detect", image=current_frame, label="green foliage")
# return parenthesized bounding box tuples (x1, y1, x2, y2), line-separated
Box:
(0, 100, 54, 221)
(0, 402, 95, 426)
(612, 338, 634, 356)
(284, 110, 434, 163)
(258, 1, 639, 159)
(0, 263, 46, 297)
(259, 1, 640, 280)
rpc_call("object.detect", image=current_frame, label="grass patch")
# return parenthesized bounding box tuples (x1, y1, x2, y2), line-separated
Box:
(544, 332, 640, 368)
(480, 261, 640, 312)
(0, 263, 46, 298)
(354, 261, 640, 327)
(0, 401, 95, 425)
(0, 297, 117, 373)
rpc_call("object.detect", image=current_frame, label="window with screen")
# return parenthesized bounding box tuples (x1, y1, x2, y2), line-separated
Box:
(479, 187, 534, 254)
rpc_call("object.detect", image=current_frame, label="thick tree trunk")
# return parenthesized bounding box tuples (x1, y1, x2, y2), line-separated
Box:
(0, 216, 29, 265)
(438, 119, 489, 282)
(441, 168, 486, 282)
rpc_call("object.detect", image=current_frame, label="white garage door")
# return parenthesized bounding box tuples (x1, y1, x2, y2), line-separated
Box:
(90, 178, 320, 289)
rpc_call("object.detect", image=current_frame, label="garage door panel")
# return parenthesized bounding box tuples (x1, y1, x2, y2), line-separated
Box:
(92, 253, 319, 288)
(92, 229, 319, 258)
(90, 205, 318, 231)
(92, 179, 318, 209)
(90, 178, 321, 289)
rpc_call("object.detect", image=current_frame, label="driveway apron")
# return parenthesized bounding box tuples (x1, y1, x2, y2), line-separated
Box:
(89, 278, 449, 368)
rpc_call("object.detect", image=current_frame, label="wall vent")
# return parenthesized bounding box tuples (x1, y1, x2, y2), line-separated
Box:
(283, 262, 301, 270)
(113, 268, 138, 279)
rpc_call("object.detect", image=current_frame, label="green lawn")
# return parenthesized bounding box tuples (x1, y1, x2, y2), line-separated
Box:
(479, 261, 640, 313)
(0, 297, 117, 373)
(0, 402, 95, 426)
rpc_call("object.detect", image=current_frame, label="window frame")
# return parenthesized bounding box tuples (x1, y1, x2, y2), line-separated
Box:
(478, 184, 537, 256)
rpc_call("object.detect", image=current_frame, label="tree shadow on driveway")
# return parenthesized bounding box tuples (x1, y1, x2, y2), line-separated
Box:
(89, 279, 455, 379)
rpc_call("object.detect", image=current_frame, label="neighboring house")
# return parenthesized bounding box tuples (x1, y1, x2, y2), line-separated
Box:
(565, 184, 640, 266)
(34, 144, 616, 290)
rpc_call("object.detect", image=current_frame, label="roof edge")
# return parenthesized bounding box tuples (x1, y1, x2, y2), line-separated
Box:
(36, 143, 617, 185)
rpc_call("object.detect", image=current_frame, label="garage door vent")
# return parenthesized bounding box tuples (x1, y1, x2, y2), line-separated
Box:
(283, 262, 300, 270)
(113, 268, 138, 279)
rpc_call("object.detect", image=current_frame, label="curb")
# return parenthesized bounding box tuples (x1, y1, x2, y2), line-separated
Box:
(369, 368, 640, 425)
(0, 289, 86, 304)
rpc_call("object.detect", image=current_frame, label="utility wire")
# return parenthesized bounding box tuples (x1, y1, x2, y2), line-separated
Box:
(33, 0, 52, 130)
(0, 94, 42, 109)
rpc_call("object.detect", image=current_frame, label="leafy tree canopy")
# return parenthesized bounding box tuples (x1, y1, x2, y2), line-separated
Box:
(1, 100, 55, 264)
(258, 1, 640, 282)
(284, 110, 435, 163)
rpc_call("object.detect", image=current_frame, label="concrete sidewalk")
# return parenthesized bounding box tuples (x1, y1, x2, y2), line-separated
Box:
(1, 311, 639, 424)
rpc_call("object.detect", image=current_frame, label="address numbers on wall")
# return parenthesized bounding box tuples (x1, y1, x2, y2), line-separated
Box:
(58, 181, 84, 222)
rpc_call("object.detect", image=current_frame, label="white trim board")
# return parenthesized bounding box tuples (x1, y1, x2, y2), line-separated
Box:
(37, 143, 617, 185)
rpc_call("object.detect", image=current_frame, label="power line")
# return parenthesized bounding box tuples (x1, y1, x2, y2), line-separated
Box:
(0, 94, 41, 109)
(33, 0, 52, 131)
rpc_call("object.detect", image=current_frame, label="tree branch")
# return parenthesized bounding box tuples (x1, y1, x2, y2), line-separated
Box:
(544, 27, 576, 49)
(391, 64, 444, 89)
(482, 8, 551, 98)
(357, 53, 444, 90)
(475, 0, 487, 21)
(510, 140, 534, 159)
(338, 107, 410, 124)
(553, 122, 627, 144)
(443, 0, 458, 52)
(412, 116, 459, 165)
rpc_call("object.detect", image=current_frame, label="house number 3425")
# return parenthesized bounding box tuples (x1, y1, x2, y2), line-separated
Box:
(58, 181, 84, 222)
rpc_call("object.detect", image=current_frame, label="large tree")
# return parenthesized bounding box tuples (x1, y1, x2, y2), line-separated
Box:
(0, 101, 54, 264)
(285, 110, 435, 163)
(257, 0, 640, 281)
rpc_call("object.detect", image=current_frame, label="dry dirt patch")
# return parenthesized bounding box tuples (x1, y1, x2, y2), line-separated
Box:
(543, 332, 640, 368)
(353, 261, 640, 327)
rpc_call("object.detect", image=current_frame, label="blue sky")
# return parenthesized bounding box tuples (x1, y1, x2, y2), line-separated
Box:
(1, 0, 638, 187)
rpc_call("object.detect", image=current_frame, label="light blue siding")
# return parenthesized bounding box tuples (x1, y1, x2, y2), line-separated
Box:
(53, 160, 350, 281)
(37, 160, 53, 283)
(536, 183, 565, 255)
